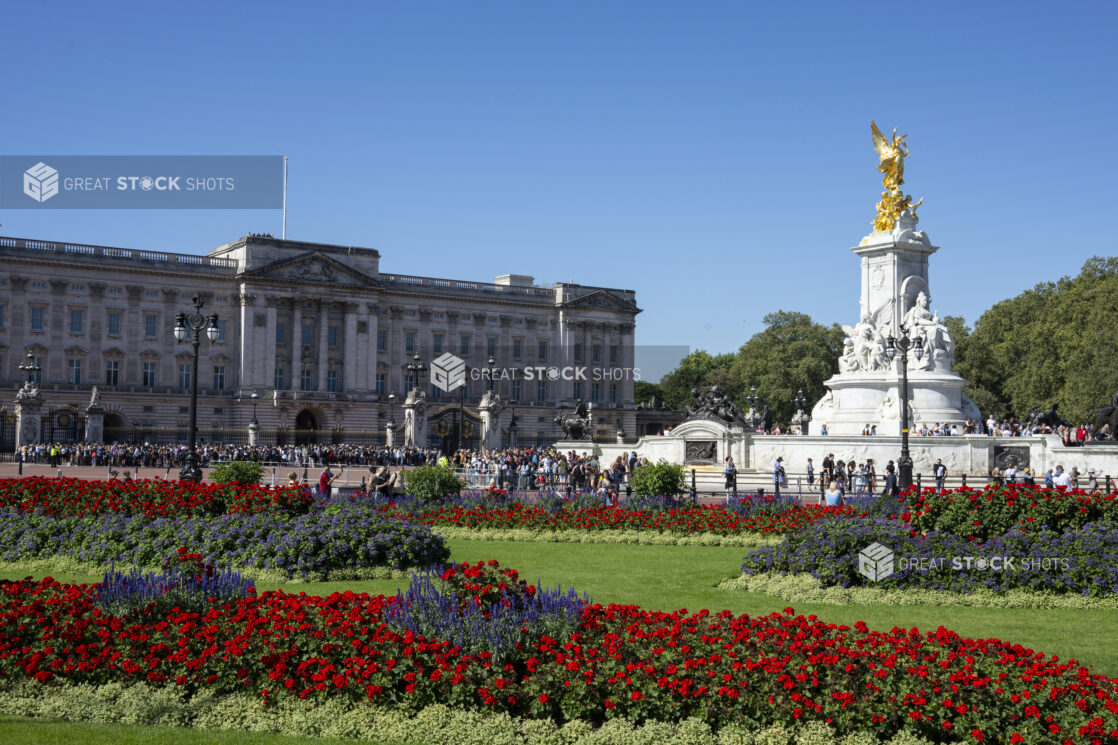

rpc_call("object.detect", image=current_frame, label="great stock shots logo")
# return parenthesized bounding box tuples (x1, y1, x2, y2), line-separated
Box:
(23, 162, 59, 203)
(858, 542, 895, 581)
(1, 156, 283, 209)
(431, 353, 467, 393)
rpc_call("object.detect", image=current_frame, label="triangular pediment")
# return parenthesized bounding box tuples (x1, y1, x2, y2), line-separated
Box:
(241, 251, 382, 288)
(561, 289, 639, 312)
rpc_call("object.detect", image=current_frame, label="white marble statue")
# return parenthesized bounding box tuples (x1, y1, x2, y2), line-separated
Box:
(840, 311, 890, 372)
(903, 291, 954, 369)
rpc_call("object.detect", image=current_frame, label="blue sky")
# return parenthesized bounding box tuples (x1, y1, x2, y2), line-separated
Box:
(3, 1, 1116, 380)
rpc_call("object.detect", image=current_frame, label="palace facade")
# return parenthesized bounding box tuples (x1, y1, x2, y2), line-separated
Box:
(0, 234, 639, 449)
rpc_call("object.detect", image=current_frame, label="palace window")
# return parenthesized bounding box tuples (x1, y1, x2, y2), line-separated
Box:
(326, 370, 338, 392)
(375, 373, 386, 396)
(300, 368, 313, 391)
(405, 331, 416, 354)
(591, 382, 601, 403)
(68, 359, 82, 384)
(30, 307, 44, 331)
(433, 333, 443, 355)
(538, 341, 547, 360)
(143, 362, 157, 387)
(376, 330, 387, 351)
(486, 337, 496, 358)
(610, 344, 618, 364)
(144, 314, 158, 338)
(573, 343, 582, 363)
(609, 383, 618, 403)
(215, 319, 228, 342)
(328, 325, 339, 348)
(459, 334, 470, 356)
(301, 324, 313, 346)
(512, 380, 521, 401)
(105, 360, 119, 386)
(107, 312, 121, 336)
(536, 380, 547, 402)
(213, 366, 226, 390)
(573, 381, 583, 401)
(275, 322, 286, 344)
(513, 339, 522, 359)
(592, 344, 601, 363)
(69, 309, 84, 333)
(274, 367, 286, 390)
(178, 364, 192, 389)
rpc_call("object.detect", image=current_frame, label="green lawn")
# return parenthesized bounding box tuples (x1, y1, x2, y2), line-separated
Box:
(4, 538, 1118, 743)
(0, 715, 387, 745)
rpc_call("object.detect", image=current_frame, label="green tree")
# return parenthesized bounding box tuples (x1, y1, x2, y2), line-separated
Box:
(727, 311, 844, 426)
(954, 257, 1118, 422)
(634, 381, 664, 406)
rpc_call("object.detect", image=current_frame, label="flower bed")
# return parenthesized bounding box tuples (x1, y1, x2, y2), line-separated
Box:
(0, 477, 312, 517)
(0, 503, 449, 579)
(742, 515, 1118, 595)
(1, 563, 1116, 743)
(905, 485, 1118, 541)
(387, 501, 853, 536)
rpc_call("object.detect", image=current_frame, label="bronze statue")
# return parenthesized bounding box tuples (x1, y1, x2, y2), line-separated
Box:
(682, 385, 747, 426)
(1090, 393, 1118, 438)
(555, 399, 591, 440)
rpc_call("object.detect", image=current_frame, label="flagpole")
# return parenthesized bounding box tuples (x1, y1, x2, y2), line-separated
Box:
(282, 156, 288, 240)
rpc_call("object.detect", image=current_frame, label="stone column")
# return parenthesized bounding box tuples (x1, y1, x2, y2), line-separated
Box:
(125, 285, 143, 383)
(291, 299, 303, 390)
(15, 386, 44, 449)
(478, 391, 503, 450)
(343, 302, 359, 392)
(237, 291, 259, 391)
(88, 283, 106, 384)
(402, 389, 427, 447)
(318, 302, 330, 392)
(389, 306, 405, 393)
(247, 419, 259, 446)
(85, 388, 104, 443)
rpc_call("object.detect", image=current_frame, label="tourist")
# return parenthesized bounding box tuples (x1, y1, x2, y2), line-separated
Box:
(1044, 468, 1054, 488)
(1070, 466, 1080, 489)
(824, 480, 844, 506)
(1088, 469, 1099, 491)
(805, 458, 814, 487)
(933, 459, 947, 491)
(883, 464, 898, 497)
(318, 466, 338, 499)
(287, 472, 301, 488)
(723, 456, 737, 494)
(819, 424, 828, 436)
(1004, 463, 1018, 484)
(866, 458, 877, 492)
(772, 457, 785, 496)
(1052, 465, 1071, 488)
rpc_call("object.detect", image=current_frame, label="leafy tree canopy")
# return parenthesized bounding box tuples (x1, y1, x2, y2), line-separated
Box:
(955, 256, 1118, 422)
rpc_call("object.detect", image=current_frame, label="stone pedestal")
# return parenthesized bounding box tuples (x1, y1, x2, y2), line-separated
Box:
(478, 391, 503, 451)
(810, 214, 979, 435)
(402, 390, 428, 447)
(14, 386, 43, 449)
(386, 421, 396, 447)
(247, 420, 260, 446)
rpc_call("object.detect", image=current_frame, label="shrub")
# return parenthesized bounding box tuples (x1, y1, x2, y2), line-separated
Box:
(406, 464, 467, 503)
(209, 461, 264, 486)
(0, 503, 451, 579)
(742, 515, 1118, 595)
(628, 460, 685, 498)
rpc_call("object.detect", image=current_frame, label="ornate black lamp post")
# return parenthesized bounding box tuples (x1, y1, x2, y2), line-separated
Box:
(792, 390, 809, 435)
(485, 356, 497, 393)
(406, 354, 427, 394)
(173, 295, 219, 482)
(386, 391, 397, 433)
(744, 387, 761, 430)
(884, 327, 924, 489)
(250, 392, 259, 425)
(18, 352, 41, 388)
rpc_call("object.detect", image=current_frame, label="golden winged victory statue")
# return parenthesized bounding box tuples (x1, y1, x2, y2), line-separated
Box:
(870, 121, 920, 232)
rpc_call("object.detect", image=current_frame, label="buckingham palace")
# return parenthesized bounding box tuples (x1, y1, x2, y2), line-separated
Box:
(0, 233, 640, 450)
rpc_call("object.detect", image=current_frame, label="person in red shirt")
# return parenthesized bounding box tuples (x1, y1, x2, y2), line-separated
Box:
(318, 466, 337, 499)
